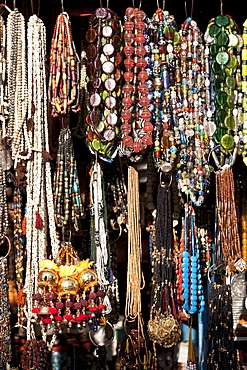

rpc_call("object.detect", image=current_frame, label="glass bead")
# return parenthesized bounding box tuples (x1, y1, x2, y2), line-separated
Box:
(217, 31, 229, 47)
(220, 133, 235, 150)
(226, 54, 238, 69)
(86, 44, 97, 59)
(209, 24, 220, 37)
(216, 91, 227, 106)
(215, 15, 230, 27)
(96, 121, 105, 133)
(210, 43, 219, 57)
(216, 51, 229, 65)
(86, 28, 97, 43)
(215, 127, 227, 143)
(212, 60, 222, 74)
(224, 115, 235, 129)
(216, 109, 227, 125)
(226, 94, 235, 109)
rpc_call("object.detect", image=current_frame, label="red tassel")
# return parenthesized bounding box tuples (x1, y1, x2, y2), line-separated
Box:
(22, 216, 27, 235)
(35, 211, 43, 230)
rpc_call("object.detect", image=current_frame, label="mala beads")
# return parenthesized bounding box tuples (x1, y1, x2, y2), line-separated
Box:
(53, 127, 83, 231)
(6, 8, 29, 163)
(86, 7, 122, 160)
(20, 339, 50, 370)
(148, 183, 181, 347)
(120, 7, 154, 160)
(204, 14, 243, 168)
(148, 8, 180, 172)
(215, 167, 242, 269)
(207, 283, 237, 370)
(48, 12, 80, 116)
(177, 17, 210, 206)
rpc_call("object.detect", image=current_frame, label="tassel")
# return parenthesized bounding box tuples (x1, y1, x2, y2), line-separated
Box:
(35, 211, 43, 230)
(22, 216, 27, 235)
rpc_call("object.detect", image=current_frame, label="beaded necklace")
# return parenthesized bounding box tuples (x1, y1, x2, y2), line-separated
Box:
(242, 19, 247, 164)
(148, 8, 180, 172)
(0, 155, 11, 368)
(119, 7, 154, 161)
(53, 127, 83, 231)
(0, 14, 7, 139)
(181, 204, 205, 314)
(204, 14, 243, 168)
(177, 17, 211, 206)
(86, 7, 122, 161)
(147, 183, 181, 347)
(48, 12, 80, 116)
(6, 8, 29, 164)
(24, 14, 60, 340)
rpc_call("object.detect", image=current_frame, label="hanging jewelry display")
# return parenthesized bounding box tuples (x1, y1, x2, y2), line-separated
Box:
(204, 14, 243, 168)
(147, 182, 181, 347)
(53, 127, 83, 231)
(148, 8, 180, 172)
(177, 17, 211, 206)
(5, 8, 29, 164)
(119, 7, 154, 161)
(85, 7, 122, 161)
(207, 283, 237, 369)
(23, 13, 60, 340)
(0, 156, 11, 368)
(48, 12, 80, 116)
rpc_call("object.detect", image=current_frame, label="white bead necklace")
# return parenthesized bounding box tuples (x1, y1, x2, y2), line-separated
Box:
(24, 14, 59, 340)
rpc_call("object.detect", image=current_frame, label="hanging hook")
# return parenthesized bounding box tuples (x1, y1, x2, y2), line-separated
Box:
(191, 0, 194, 18)
(37, 0, 40, 16)
(162, 0, 165, 9)
(220, 0, 223, 14)
(157, 0, 160, 8)
(31, 0, 34, 14)
(13, 0, 16, 9)
(61, 0, 64, 13)
(138, 0, 142, 9)
(132, 0, 135, 8)
(184, 0, 188, 19)
(107, 0, 109, 8)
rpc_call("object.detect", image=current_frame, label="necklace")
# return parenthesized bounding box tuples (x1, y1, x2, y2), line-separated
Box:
(204, 14, 243, 169)
(242, 19, 247, 164)
(53, 127, 83, 231)
(119, 7, 153, 161)
(0, 14, 7, 139)
(86, 7, 122, 161)
(176, 17, 211, 206)
(147, 182, 181, 347)
(148, 8, 181, 172)
(6, 8, 29, 165)
(48, 12, 80, 116)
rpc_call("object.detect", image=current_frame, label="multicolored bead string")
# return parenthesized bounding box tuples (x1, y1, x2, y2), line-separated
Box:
(48, 12, 80, 116)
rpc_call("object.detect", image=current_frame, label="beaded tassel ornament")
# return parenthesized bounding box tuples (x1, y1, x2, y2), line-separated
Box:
(204, 14, 243, 168)
(48, 12, 80, 116)
(119, 7, 154, 161)
(177, 17, 211, 206)
(86, 7, 122, 161)
(148, 8, 181, 172)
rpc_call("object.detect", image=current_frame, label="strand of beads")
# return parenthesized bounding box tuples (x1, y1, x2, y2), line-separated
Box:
(86, 7, 122, 161)
(120, 7, 153, 161)
(182, 204, 205, 314)
(6, 8, 29, 163)
(204, 14, 243, 168)
(148, 8, 180, 172)
(0, 150, 11, 367)
(53, 127, 83, 231)
(176, 18, 211, 206)
(48, 12, 80, 116)
(0, 14, 7, 138)
(13, 187, 24, 292)
(242, 19, 247, 163)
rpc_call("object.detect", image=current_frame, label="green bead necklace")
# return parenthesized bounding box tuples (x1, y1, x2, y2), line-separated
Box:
(204, 14, 243, 168)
